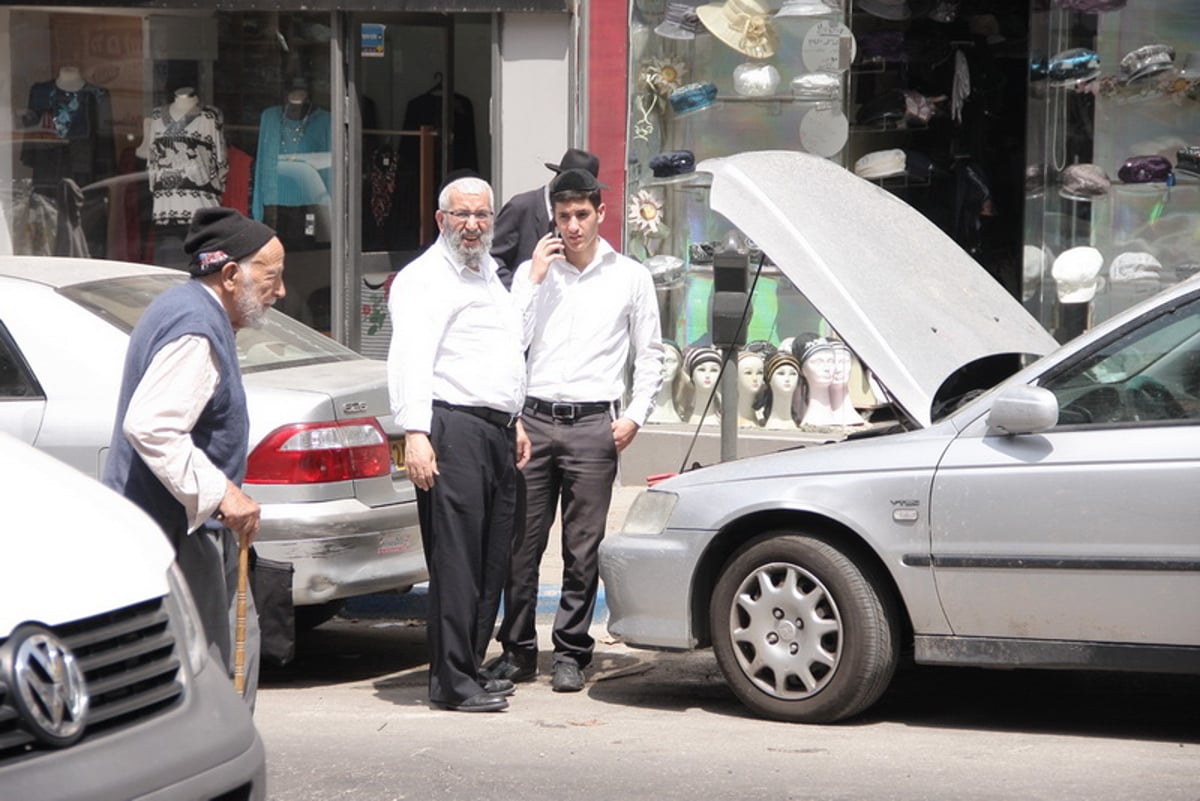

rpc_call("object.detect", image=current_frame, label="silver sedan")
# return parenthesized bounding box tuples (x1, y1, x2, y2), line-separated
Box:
(600, 152, 1200, 723)
(0, 256, 425, 623)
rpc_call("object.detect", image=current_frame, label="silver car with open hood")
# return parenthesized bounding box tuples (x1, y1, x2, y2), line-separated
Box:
(599, 151, 1200, 723)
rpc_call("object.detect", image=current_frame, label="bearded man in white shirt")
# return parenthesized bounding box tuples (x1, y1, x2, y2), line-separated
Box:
(387, 176, 532, 713)
(486, 168, 664, 693)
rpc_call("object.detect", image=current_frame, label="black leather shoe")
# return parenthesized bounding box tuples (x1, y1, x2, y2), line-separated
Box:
(435, 692, 509, 712)
(551, 662, 584, 693)
(482, 652, 537, 683)
(483, 678, 516, 697)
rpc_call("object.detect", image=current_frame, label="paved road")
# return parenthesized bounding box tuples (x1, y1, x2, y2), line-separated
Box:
(256, 617, 1200, 801)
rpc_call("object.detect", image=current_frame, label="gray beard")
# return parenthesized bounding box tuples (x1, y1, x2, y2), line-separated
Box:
(444, 226, 494, 269)
(237, 271, 269, 329)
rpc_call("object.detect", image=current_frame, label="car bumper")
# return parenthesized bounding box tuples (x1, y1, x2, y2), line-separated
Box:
(258, 497, 426, 605)
(0, 654, 266, 801)
(599, 527, 714, 651)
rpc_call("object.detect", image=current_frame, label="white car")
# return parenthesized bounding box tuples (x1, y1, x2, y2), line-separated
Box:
(0, 431, 266, 799)
(0, 256, 424, 625)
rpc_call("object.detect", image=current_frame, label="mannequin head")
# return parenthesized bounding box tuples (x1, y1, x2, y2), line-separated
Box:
(662, 339, 682, 385)
(685, 346, 721, 387)
(798, 337, 836, 389)
(832, 341, 853, 385)
(683, 345, 722, 422)
(766, 351, 801, 395)
(736, 350, 765, 395)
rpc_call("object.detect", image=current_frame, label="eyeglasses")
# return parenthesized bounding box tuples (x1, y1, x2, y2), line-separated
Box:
(441, 209, 494, 222)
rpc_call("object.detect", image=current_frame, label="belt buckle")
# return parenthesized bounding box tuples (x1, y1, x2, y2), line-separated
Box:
(550, 402, 576, 421)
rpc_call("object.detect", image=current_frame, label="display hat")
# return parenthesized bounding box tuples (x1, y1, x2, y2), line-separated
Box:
(764, 350, 800, 382)
(1047, 47, 1100, 86)
(669, 81, 719, 115)
(1120, 44, 1175, 83)
(696, 0, 779, 59)
(184, 207, 277, 277)
(1117, 154, 1174, 184)
(1175, 146, 1200, 178)
(1059, 163, 1110, 199)
(1051, 246, 1103, 303)
(853, 148, 906, 179)
(549, 167, 608, 194)
(775, 0, 841, 17)
(545, 148, 600, 176)
(791, 72, 842, 101)
(1056, 0, 1126, 11)
(656, 3, 703, 39)
(858, 0, 911, 21)
(684, 345, 723, 375)
(1109, 251, 1163, 283)
(649, 149, 697, 178)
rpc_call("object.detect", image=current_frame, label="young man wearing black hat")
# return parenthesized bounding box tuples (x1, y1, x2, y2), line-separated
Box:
(104, 206, 286, 709)
(488, 168, 664, 693)
(489, 148, 600, 289)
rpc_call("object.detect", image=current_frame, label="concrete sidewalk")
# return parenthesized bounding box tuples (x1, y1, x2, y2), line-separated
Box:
(342, 483, 645, 622)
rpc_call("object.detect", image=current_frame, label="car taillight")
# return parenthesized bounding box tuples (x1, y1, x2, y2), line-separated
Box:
(244, 418, 392, 484)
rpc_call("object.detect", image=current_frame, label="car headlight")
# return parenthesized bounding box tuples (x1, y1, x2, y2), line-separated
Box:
(620, 490, 678, 536)
(166, 562, 210, 677)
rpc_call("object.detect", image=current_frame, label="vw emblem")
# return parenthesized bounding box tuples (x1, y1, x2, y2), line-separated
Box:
(12, 629, 89, 746)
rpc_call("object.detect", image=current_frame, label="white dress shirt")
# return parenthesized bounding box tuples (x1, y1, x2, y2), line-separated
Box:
(121, 283, 229, 533)
(511, 237, 664, 426)
(387, 236, 527, 433)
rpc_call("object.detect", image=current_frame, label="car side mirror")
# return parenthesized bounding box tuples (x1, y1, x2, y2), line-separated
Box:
(986, 384, 1059, 436)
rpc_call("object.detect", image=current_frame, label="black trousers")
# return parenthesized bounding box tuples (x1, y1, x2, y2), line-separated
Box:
(417, 405, 517, 705)
(497, 408, 617, 670)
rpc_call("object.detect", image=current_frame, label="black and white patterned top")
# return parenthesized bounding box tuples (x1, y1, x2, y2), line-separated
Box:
(146, 104, 228, 226)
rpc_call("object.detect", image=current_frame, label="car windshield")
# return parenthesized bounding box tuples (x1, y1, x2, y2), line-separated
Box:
(60, 274, 361, 373)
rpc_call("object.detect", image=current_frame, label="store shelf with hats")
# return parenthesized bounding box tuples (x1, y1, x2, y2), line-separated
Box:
(1022, 0, 1200, 337)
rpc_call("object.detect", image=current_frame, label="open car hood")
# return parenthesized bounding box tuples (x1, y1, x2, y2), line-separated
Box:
(699, 151, 1058, 428)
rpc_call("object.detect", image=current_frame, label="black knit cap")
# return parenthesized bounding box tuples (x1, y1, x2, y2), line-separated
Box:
(549, 167, 608, 195)
(183, 207, 277, 276)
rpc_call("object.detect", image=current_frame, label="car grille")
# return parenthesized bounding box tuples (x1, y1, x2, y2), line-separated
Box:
(0, 597, 184, 764)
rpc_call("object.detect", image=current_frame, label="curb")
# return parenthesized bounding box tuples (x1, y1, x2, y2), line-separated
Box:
(342, 582, 608, 623)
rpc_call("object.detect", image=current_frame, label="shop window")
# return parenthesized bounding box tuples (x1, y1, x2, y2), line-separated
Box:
(1024, 1, 1200, 343)
(625, 1, 1030, 434)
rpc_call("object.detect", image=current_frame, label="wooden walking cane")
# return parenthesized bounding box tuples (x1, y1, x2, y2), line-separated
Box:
(233, 530, 250, 695)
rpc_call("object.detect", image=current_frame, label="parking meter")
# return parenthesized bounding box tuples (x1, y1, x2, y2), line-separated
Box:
(710, 248, 751, 348)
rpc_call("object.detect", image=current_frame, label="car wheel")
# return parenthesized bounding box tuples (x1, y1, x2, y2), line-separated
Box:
(710, 532, 899, 723)
(294, 599, 345, 631)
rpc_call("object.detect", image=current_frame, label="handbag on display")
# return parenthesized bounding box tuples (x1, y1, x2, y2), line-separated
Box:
(1117, 155, 1174, 184)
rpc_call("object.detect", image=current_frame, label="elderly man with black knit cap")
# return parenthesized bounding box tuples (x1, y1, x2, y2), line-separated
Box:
(104, 206, 286, 709)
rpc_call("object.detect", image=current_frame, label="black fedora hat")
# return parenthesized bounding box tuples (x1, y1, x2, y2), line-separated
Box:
(545, 148, 600, 177)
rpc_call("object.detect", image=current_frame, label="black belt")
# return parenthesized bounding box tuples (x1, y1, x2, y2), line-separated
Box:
(432, 400, 518, 429)
(524, 397, 615, 422)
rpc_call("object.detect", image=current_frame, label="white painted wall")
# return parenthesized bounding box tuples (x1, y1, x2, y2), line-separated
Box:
(494, 12, 573, 205)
